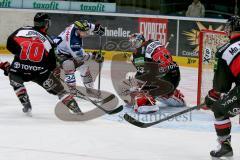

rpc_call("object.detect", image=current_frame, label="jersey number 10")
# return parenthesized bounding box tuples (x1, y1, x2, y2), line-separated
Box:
(20, 41, 45, 62)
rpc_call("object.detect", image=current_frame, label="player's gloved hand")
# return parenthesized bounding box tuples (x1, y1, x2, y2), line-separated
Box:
(92, 51, 104, 63)
(0, 61, 10, 76)
(204, 89, 221, 109)
(93, 24, 105, 36)
(52, 67, 61, 78)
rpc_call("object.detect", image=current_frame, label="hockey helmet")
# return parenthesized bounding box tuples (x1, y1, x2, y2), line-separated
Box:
(34, 12, 51, 29)
(74, 20, 90, 32)
(225, 15, 240, 36)
(129, 33, 145, 48)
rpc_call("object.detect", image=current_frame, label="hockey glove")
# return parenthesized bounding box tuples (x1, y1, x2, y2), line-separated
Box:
(52, 67, 61, 79)
(92, 51, 104, 63)
(0, 61, 10, 76)
(205, 89, 221, 109)
(93, 24, 105, 36)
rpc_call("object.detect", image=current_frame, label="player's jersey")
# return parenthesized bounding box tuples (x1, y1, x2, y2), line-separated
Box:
(54, 23, 95, 58)
(132, 40, 180, 90)
(213, 34, 240, 93)
(7, 26, 56, 78)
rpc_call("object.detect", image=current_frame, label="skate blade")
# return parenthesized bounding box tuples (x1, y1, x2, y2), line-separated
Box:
(211, 155, 234, 160)
(69, 109, 84, 115)
(23, 111, 32, 117)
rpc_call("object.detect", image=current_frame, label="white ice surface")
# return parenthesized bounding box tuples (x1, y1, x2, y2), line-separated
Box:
(0, 54, 239, 160)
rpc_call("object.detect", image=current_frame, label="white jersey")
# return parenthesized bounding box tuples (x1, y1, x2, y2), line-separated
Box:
(54, 23, 95, 58)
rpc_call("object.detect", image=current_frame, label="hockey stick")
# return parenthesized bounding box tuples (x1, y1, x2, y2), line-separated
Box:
(58, 76, 123, 114)
(123, 103, 205, 128)
(98, 36, 102, 94)
(164, 34, 174, 48)
(75, 88, 123, 115)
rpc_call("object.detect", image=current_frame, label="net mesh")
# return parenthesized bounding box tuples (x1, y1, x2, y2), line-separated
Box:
(198, 30, 229, 104)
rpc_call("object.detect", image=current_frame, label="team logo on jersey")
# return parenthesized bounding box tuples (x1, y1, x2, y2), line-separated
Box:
(14, 62, 44, 71)
(134, 57, 145, 64)
(43, 79, 54, 89)
(13, 62, 21, 69)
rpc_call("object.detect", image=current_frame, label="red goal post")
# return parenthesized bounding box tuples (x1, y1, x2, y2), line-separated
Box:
(197, 29, 229, 105)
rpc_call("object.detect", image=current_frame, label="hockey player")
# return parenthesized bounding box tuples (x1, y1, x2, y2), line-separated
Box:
(54, 20, 105, 94)
(127, 33, 185, 113)
(204, 15, 240, 158)
(0, 13, 81, 115)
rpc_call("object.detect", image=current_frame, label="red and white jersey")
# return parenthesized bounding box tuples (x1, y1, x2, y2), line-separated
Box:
(213, 34, 240, 93)
(7, 26, 56, 75)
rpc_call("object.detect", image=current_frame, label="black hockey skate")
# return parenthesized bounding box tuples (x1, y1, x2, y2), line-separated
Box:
(22, 103, 32, 116)
(210, 136, 233, 158)
(63, 96, 83, 115)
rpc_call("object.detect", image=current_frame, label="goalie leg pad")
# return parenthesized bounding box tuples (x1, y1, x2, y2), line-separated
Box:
(133, 92, 159, 114)
(157, 89, 186, 107)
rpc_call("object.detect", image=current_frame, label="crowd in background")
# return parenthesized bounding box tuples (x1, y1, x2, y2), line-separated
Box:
(40, 0, 239, 19)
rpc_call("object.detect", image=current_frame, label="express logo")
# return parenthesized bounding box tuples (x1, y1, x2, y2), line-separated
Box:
(138, 18, 167, 45)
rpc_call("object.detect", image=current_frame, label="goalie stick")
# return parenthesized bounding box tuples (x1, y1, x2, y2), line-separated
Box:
(123, 103, 205, 128)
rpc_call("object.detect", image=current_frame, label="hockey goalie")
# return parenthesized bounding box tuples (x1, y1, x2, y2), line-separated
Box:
(124, 33, 186, 114)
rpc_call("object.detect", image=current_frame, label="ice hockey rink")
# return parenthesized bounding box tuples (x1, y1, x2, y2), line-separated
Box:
(0, 54, 239, 160)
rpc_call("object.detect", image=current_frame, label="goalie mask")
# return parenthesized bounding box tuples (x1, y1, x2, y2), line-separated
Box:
(129, 33, 145, 48)
(225, 15, 240, 37)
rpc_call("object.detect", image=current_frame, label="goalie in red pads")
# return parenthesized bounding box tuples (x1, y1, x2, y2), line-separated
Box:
(126, 33, 185, 114)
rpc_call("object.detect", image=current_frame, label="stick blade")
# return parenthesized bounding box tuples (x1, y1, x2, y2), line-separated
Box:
(123, 114, 149, 128)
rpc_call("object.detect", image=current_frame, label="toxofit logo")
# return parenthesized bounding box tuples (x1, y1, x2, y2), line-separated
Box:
(80, 3, 105, 12)
(33, 1, 59, 10)
(0, 0, 11, 7)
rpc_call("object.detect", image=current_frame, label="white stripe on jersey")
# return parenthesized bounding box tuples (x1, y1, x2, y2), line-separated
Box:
(222, 41, 240, 65)
(16, 30, 52, 52)
(214, 119, 231, 125)
(145, 41, 162, 59)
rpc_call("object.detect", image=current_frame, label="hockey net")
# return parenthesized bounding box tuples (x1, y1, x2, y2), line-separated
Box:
(197, 29, 229, 105)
